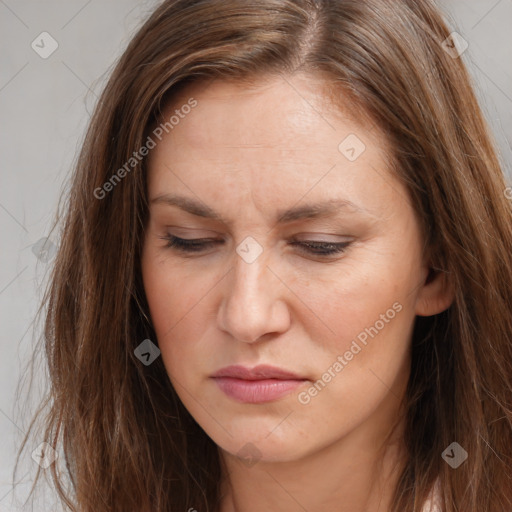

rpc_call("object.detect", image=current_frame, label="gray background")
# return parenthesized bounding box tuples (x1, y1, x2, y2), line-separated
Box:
(0, 0, 511, 510)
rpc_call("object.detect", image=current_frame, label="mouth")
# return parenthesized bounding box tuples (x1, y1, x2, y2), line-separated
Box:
(210, 365, 309, 404)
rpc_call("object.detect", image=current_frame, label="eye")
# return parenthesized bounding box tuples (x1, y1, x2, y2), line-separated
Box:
(160, 235, 223, 252)
(289, 240, 350, 257)
(160, 234, 350, 258)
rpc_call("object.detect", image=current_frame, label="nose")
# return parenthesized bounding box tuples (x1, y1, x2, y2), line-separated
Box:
(216, 247, 291, 343)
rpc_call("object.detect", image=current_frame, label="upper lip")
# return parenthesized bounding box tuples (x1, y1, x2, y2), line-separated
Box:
(211, 364, 305, 381)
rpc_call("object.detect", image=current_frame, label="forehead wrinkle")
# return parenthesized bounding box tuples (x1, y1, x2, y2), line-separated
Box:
(150, 193, 377, 229)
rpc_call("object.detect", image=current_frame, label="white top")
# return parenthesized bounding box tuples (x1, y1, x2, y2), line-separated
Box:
(421, 479, 442, 512)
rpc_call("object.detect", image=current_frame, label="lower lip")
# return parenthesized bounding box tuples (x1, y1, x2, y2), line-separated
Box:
(213, 377, 306, 403)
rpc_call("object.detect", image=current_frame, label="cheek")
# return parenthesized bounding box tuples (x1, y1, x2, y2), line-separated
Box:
(301, 258, 418, 400)
(311, 293, 413, 395)
(142, 244, 209, 328)
(141, 250, 221, 374)
(288, 251, 416, 348)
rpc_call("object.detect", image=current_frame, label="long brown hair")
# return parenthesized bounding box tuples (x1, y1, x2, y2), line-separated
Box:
(17, 0, 512, 510)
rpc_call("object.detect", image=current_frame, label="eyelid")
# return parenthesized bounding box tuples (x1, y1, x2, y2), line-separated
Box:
(159, 234, 352, 259)
(290, 233, 352, 243)
(162, 230, 351, 244)
(164, 226, 221, 238)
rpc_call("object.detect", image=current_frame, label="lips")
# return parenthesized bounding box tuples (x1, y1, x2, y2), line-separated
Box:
(211, 364, 304, 380)
(211, 365, 308, 403)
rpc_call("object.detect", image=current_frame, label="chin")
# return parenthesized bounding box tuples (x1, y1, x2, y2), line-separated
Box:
(224, 438, 306, 465)
(210, 420, 312, 464)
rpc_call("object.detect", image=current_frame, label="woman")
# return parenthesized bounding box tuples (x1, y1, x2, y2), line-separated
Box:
(19, 0, 512, 511)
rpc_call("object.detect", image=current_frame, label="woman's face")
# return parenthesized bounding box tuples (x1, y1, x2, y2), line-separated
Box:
(142, 73, 451, 463)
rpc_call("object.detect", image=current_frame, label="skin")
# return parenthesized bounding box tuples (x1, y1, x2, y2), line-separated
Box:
(141, 72, 454, 512)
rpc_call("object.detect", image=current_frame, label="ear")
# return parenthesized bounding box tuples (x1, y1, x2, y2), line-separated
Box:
(415, 266, 455, 317)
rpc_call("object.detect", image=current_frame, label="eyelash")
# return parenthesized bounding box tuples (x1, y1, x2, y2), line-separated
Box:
(160, 235, 350, 257)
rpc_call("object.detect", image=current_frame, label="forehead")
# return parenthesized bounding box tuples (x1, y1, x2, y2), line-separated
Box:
(157, 73, 383, 154)
(146, 73, 403, 222)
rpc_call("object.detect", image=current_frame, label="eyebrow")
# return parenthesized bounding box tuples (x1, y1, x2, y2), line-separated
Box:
(150, 193, 372, 224)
